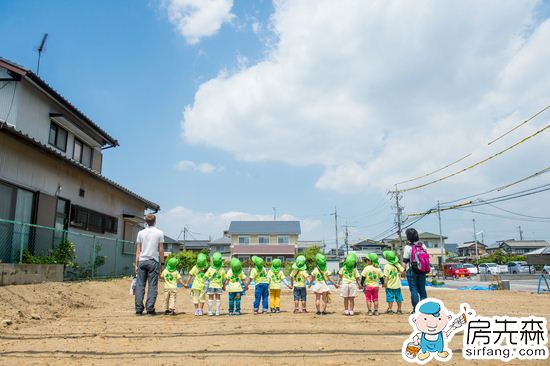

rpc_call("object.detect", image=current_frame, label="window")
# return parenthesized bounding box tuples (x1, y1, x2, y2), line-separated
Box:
(278, 235, 290, 244)
(48, 123, 68, 151)
(265, 256, 272, 263)
(70, 205, 118, 234)
(258, 235, 270, 245)
(73, 139, 93, 168)
(238, 236, 250, 245)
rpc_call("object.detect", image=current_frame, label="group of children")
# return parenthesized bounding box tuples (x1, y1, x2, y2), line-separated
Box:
(159, 250, 405, 317)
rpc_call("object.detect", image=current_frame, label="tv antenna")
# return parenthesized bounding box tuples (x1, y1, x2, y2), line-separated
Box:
(36, 33, 48, 75)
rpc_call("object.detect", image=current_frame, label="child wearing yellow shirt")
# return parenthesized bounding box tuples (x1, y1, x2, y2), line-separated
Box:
(289, 255, 309, 313)
(205, 252, 226, 316)
(308, 253, 336, 315)
(161, 257, 185, 315)
(224, 258, 248, 316)
(360, 253, 383, 316)
(337, 252, 362, 316)
(250, 256, 270, 314)
(383, 250, 405, 314)
(184, 253, 208, 316)
(267, 258, 286, 313)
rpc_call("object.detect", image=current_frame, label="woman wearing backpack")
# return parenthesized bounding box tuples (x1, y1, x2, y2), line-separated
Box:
(402, 228, 429, 313)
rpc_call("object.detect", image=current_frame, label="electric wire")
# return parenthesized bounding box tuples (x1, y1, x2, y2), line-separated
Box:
(477, 199, 550, 220)
(395, 153, 472, 185)
(455, 207, 550, 223)
(487, 103, 550, 145)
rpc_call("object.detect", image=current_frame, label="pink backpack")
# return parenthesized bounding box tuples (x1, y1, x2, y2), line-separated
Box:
(411, 242, 431, 274)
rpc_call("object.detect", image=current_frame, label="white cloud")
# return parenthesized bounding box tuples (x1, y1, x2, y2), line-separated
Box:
(181, 0, 550, 202)
(174, 160, 221, 173)
(156, 206, 322, 240)
(164, 0, 234, 44)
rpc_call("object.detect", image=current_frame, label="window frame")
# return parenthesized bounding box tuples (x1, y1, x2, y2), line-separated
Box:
(258, 235, 270, 245)
(277, 235, 290, 245)
(238, 236, 250, 245)
(73, 138, 93, 168)
(70, 205, 118, 234)
(48, 122, 68, 152)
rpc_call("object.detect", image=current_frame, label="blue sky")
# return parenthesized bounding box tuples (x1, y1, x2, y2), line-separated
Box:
(2, 0, 550, 246)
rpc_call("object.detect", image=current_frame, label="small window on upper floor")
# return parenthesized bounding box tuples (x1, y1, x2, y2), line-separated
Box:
(73, 138, 92, 168)
(49, 122, 68, 151)
(278, 235, 290, 245)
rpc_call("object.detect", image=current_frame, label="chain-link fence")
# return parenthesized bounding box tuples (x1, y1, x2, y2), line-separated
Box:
(0, 218, 136, 280)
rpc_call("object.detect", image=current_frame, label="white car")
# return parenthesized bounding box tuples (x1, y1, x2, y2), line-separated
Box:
(463, 263, 478, 275)
(479, 263, 500, 274)
(542, 265, 550, 274)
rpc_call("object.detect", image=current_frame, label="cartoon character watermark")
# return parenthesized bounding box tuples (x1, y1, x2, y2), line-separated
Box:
(402, 298, 472, 363)
(402, 298, 549, 363)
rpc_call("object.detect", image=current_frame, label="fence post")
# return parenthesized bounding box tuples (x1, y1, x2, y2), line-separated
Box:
(92, 235, 96, 279)
(18, 222, 25, 263)
(114, 239, 118, 277)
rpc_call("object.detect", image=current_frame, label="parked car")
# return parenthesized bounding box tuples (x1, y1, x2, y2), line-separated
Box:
(443, 263, 471, 279)
(507, 261, 535, 274)
(427, 264, 438, 277)
(479, 263, 500, 274)
(543, 265, 550, 274)
(463, 263, 478, 275)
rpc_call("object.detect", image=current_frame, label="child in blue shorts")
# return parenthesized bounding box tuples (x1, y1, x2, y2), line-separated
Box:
(383, 250, 405, 314)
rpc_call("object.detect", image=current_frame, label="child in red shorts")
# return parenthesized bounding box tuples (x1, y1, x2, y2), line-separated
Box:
(360, 253, 383, 316)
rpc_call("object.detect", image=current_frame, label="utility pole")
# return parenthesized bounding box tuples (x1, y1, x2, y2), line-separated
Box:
(272, 207, 277, 221)
(342, 224, 354, 256)
(472, 218, 479, 264)
(437, 200, 445, 267)
(518, 225, 524, 240)
(391, 186, 404, 255)
(331, 207, 339, 262)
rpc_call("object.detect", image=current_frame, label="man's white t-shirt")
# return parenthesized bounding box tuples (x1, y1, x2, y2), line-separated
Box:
(137, 226, 164, 262)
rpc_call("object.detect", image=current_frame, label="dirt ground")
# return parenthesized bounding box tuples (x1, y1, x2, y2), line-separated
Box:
(0, 279, 549, 365)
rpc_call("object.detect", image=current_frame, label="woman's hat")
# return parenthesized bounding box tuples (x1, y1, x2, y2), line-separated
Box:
(383, 250, 399, 265)
(292, 255, 307, 270)
(252, 256, 264, 271)
(197, 253, 208, 269)
(230, 258, 242, 275)
(272, 258, 282, 272)
(316, 253, 327, 271)
(167, 257, 179, 271)
(211, 252, 223, 270)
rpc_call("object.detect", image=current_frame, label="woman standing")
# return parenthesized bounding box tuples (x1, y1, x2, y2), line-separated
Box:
(402, 228, 428, 313)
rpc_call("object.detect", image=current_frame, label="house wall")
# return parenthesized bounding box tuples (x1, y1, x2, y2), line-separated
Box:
(230, 233, 298, 245)
(0, 69, 19, 125)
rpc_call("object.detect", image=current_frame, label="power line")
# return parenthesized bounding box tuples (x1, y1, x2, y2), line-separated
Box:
(455, 207, 550, 223)
(487, 104, 550, 145)
(395, 153, 472, 185)
(477, 199, 550, 220)
(399, 121, 550, 193)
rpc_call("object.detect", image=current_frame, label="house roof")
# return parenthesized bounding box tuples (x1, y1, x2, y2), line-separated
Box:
(419, 232, 448, 240)
(458, 241, 486, 249)
(232, 245, 296, 256)
(500, 240, 548, 248)
(297, 240, 323, 248)
(0, 57, 118, 147)
(164, 235, 180, 244)
(526, 246, 550, 255)
(181, 240, 210, 249)
(0, 123, 160, 211)
(227, 221, 301, 235)
(210, 237, 231, 245)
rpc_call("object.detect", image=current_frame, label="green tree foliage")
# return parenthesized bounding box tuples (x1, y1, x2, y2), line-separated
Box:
(165, 250, 199, 273)
(476, 250, 526, 265)
(22, 237, 76, 267)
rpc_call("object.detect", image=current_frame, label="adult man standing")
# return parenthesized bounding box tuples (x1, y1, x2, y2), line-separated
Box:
(135, 213, 164, 315)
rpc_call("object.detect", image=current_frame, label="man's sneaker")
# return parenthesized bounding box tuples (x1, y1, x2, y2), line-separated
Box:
(147, 310, 157, 316)
(135, 311, 144, 316)
(367, 310, 373, 316)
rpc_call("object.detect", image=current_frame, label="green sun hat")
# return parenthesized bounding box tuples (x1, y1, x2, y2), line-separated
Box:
(196, 253, 208, 269)
(211, 252, 223, 270)
(366, 252, 379, 266)
(252, 256, 264, 271)
(292, 255, 307, 271)
(344, 252, 357, 269)
(167, 257, 179, 271)
(230, 258, 242, 275)
(272, 258, 282, 272)
(383, 250, 399, 265)
(316, 253, 327, 271)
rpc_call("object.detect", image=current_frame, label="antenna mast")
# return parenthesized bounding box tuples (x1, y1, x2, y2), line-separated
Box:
(36, 33, 48, 75)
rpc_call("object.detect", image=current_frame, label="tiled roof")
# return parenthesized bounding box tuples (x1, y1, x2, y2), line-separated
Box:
(228, 221, 301, 235)
(211, 237, 231, 245)
(0, 123, 159, 210)
(500, 240, 548, 248)
(231, 245, 296, 255)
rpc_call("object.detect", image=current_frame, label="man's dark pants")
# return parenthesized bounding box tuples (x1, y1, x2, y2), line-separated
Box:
(135, 259, 159, 313)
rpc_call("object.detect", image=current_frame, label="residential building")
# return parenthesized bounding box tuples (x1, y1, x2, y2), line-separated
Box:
(182, 240, 210, 253)
(457, 241, 487, 258)
(0, 57, 159, 272)
(382, 232, 447, 265)
(297, 240, 324, 254)
(210, 236, 231, 259)
(228, 221, 299, 263)
(444, 243, 459, 255)
(350, 239, 390, 255)
(489, 240, 548, 255)
(163, 235, 184, 256)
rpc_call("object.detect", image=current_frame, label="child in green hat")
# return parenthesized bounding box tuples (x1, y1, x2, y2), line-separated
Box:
(289, 255, 309, 313)
(308, 253, 335, 315)
(383, 250, 405, 314)
(205, 252, 226, 316)
(337, 252, 362, 316)
(267, 258, 286, 313)
(360, 253, 383, 316)
(250, 256, 270, 314)
(184, 252, 209, 316)
(161, 257, 185, 315)
(224, 258, 248, 316)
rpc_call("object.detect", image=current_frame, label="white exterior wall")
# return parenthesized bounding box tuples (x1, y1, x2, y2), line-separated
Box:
(0, 68, 19, 125)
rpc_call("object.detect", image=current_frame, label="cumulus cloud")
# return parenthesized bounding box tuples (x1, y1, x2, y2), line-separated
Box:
(156, 206, 322, 240)
(174, 160, 221, 173)
(181, 0, 550, 203)
(164, 0, 234, 44)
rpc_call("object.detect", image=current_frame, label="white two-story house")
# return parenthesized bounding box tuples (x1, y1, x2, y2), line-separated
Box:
(0, 57, 159, 272)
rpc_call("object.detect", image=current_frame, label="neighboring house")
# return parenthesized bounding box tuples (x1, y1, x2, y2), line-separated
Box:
(228, 221, 299, 263)
(349, 239, 391, 262)
(383, 232, 447, 265)
(0, 57, 159, 270)
(444, 243, 459, 255)
(163, 235, 184, 256)
(297, 240, 324, 254)
(457, 241, 487, 258)
(489, 240, 548, 255)
(182, 240, 210, 253)
(210, 236, 231, 259)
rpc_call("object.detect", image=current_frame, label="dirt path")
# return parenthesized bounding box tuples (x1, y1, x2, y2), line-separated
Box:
(0, 279, 549, 365)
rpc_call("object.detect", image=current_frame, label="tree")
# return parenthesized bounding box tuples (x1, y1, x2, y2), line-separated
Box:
(168, 250, 199, 274)
(300, 246, 322, 271)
